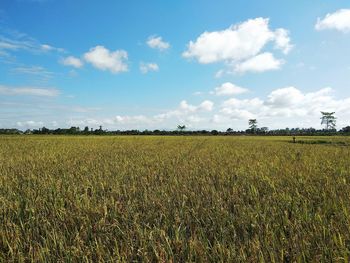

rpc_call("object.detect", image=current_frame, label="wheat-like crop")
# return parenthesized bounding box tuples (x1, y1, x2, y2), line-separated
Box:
(0, 135, 349, 262)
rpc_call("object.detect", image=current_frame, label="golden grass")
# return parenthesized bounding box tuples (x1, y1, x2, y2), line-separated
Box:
(0, 135, 350, 262)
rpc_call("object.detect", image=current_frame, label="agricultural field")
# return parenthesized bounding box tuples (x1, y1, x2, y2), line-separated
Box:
(0, 135, 350, 262)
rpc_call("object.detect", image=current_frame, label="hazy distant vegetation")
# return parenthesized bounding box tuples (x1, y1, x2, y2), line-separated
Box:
(1, 112, 349, 136)
(1, 125, 350, 136)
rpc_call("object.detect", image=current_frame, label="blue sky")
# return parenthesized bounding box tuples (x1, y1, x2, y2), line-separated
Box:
(1, 0, 350, 130)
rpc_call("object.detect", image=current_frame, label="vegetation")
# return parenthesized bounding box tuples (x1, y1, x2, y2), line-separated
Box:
(248, 119, 258, 133)
(2, 126, 350, 136)
(1, 111, 349, 136)
(177, 125, 187, 132)
(321, 112, 337, 130)
(1, 135, 350, 262)
(1, 112, 348, 136)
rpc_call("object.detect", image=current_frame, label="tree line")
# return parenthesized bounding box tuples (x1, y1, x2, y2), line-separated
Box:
(1, 126, 349, 136)
(1, 112, 349, 135)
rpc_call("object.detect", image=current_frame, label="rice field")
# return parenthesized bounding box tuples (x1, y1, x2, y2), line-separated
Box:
(0, 135, 350, 262)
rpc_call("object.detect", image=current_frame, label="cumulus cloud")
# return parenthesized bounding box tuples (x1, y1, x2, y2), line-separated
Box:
(115, 115, 153, 124)
(234, 52, 284, 73)
(140, 62, 159, 74)
(147, 35, 170, 51)
(52, 87, 350, 130)
(0, 85, 60, 97)
(61, 56, 83, 68)
(152, 100, 214, 128)
(67, 99, 214, 130)
(220, 108, 256, 120)
(265, 86, 304, 107)
(183, 18, 291, 64)
(183, 18, 291, 74)
(213, 82, 248, 96)
(180, 100, 214, 112)
(274, 28, 293, 54)
(84, 45, 128, 73)
(316, 9, 350, 32)
(219, 87, 350, 125)
(221, 97, 263, 116)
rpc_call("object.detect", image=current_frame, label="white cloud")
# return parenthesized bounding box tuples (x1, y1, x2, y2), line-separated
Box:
(5, 83, 349, 131)
(16, 120, 44, 127)
(84, 45, 128, 73)
(41, 44, 65, 53)
(68, 115, 155, 128)
(41, 44, 53, 51)
(220, 108, 256, 120)
(47, 87, 350, 131)
(316, 9, 350, 32)
(11, 65, 54, 80)
(219, 87, 350, 128)
(0, 85, 60, 97)
(213, 82, 248, 96)
(155, 100, 214, 122)
(61, 56, 83, 68)
(265, 86, 304, 107)
(140, 62, 159, 74)
(198, 100, 214, 111)
(215, 69, 225, 78)
(178, 100, 197, 112)
(274, 28, 293, 54)
(180, 100, 214, 112)
(115, 115, 153, 124)
(185, 115, 203, 123)
(147, 36, 170, 51)
(0, 32, 64, 54)
(193, 91, 203, 96)
(234, 52, 284, 73)
(221, 97, 264, 115)
(183, 18, 292, 64)
(0, 41, 19, 50)
(68, 118, 100, 126)
(66, 101, 213, 129)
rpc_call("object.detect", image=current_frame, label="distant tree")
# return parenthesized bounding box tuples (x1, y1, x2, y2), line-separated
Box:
(41, 127, 50, 134)
(68, 126, 80, 134)
(177, 125, 186, 132)
(226, 128, 233, 134)
(248, 119, 258, 133)
(199, 130, 209, 135)
(24, 129, 32, 135)
(321, 112, 336, 130)
(83, 126, 89, 133)
(210, 130, 219, 135)
(341, 126, 350, 133)
(0, 129, 22, 135)
(260, 127, 269, 134)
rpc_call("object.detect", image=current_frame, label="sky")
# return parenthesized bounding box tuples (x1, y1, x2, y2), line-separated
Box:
(0, 0, 350, 131)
